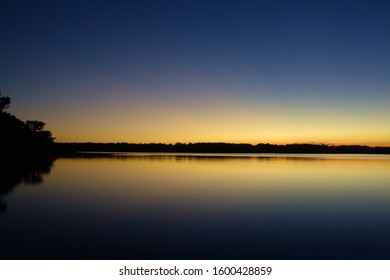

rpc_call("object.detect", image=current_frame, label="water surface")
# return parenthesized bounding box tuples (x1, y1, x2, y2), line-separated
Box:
(1, 153, 390, 259)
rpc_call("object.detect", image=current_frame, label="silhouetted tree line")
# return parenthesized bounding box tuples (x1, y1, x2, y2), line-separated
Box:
(0, 92, 54, 156)
(56, 142, 390, 154)
(2, 91, 389, 155)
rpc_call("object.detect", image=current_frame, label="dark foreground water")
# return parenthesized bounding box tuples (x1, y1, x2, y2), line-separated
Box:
(1, 153, 390, 259)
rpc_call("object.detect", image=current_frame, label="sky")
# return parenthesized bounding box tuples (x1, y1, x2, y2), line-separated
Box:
(1, 0, 389, 145)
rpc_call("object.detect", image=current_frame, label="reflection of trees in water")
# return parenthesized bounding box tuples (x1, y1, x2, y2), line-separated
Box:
(0, 156, 55, 214)
(0, 199, 6, 213)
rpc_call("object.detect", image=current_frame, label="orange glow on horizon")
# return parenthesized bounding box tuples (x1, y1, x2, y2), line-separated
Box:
(13, 87, 390, 148)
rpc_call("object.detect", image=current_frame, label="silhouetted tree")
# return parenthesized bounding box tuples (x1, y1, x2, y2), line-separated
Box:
(25, 120, 45, 132)
(0, 92, 54, 156)
(0, 91, 11, 112)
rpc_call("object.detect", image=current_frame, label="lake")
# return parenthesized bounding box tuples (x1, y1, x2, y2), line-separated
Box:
(1, 153, 390, 259)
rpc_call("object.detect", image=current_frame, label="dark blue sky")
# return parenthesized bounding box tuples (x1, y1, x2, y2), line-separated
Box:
(1, 0, 389, 144)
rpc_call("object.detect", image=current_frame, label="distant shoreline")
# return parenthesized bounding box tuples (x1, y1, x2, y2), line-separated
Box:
(54, 142, 390, 155)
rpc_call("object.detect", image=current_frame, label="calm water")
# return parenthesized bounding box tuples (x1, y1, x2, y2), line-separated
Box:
(1, 153, 390, 259)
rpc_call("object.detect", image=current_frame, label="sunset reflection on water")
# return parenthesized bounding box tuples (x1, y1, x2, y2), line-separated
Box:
(2, 153, 390, 259)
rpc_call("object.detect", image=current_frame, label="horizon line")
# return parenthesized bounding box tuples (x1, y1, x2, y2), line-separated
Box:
(54, 142, 390, 148)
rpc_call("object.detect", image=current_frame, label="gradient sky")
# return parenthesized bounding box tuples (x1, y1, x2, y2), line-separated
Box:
(1, 0, 389, 145)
